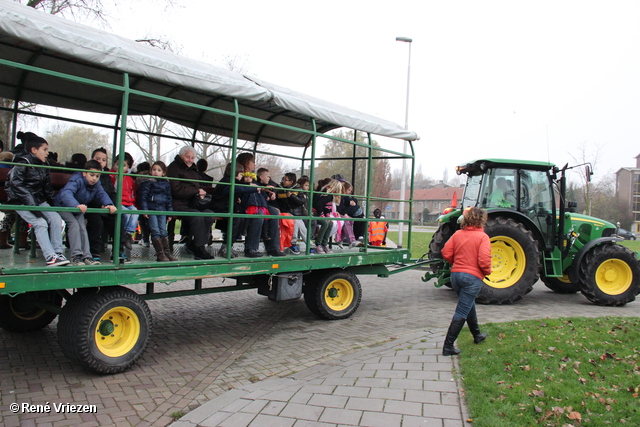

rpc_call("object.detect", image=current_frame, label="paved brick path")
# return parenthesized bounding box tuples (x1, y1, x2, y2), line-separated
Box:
(1, 268, 638, 426)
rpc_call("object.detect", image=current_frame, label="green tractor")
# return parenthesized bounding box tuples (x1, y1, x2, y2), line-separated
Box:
(427, 159, 640, 306)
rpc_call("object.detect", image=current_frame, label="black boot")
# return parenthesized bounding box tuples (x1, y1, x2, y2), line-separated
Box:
(467, 311, 488, 344)
(443, 318, 466, 356)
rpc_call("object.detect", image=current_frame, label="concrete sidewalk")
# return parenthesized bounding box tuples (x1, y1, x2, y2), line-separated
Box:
(172, 329, 469, 427)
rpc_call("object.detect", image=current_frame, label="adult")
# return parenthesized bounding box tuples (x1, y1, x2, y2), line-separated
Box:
(236, 152, 285, 256)
(167, 146, 214, 260)
(440, 207, 491, 356)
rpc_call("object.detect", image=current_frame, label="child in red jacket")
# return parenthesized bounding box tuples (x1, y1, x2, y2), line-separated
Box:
(110, 152, 138, 249)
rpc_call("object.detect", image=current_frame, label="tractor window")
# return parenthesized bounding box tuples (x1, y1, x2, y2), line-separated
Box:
(462, 175, 482, 208)
(521, 170, 555, 248)
(480, 169, 517, 209)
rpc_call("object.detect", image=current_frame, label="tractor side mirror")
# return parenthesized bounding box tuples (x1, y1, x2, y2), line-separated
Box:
(585, 165, 593, 182)
(567, 201, 577, 213)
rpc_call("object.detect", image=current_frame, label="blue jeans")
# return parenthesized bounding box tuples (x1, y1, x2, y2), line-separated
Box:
(147, 214, 167, 239)
(450, 272, 484, 321)
(121, 205, 139, 234)
(17, 202, 64, 260)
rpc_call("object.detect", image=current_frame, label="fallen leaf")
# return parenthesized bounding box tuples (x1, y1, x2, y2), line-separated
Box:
(535, 405, 543, 413)
(532, 390, 545, 397)
(568, 411, 582, 421)
(579, 377, 587, 384)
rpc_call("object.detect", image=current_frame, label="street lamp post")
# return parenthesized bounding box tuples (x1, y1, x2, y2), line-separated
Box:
(396, 36, 412, 247)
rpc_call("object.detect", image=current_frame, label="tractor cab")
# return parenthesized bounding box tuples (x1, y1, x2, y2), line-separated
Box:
(456, 159, 557, 250)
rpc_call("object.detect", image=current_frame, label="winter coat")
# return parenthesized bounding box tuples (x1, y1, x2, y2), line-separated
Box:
(276, 184, 307, 216)
(138, 178, 174, 212)
(109, 169, 136, 206)
(210, 175, 256, 213)
(337, 195, 363, 218)
(166, 155, 205, 211)
(441, 226, 492, 280)
(312, 190, 334, 217)
(5, 152, 55, 206)
(54, 171, 114, 208)
(88, 168, 116, 209)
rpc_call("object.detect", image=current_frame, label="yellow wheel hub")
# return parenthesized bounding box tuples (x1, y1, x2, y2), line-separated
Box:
(595, 258, 632, 295)
(95, 306, 140, 357)
(485, 236, 526, 289)
(324, 279, 354, 311)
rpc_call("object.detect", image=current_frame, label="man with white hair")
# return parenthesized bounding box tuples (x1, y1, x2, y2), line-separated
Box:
(167, 146, 215, 259)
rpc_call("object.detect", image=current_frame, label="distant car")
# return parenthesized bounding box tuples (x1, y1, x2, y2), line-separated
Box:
(616, 228, 636, 240)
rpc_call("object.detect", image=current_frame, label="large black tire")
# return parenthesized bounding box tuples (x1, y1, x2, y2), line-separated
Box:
(541, 275, 581, 294)
(478, 217, 541, 304)
(578, 244, 640, 306)
(0, 291, 62, 332)
(428, 221, 459, 285)
(304, 269, 362, 320)
(57, 286, 152, 375)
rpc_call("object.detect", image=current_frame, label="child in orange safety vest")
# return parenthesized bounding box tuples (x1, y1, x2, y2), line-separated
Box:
(368, 208, 388, 246)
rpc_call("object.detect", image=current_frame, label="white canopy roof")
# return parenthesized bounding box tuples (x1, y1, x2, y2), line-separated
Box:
(0, 2, 419, 146)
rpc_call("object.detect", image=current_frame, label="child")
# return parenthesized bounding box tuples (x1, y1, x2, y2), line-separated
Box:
(54, 160, 117, 265)
(312, 179, 343, 254)
(338, 181, 365, 246)
(238, 171, 285, 257)
(110, 152, 138, 249)
(137, 161, 177, 262)
(85, 147, 129, 262)
(368, 208, 389, 246)
(276, 172, 307, 254)
(5, 135, 69, 266)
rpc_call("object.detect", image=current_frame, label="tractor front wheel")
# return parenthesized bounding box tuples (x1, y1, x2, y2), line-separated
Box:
(304, 270, 361, 320)
(57, 286, 152, 374)
(579, 244, 640, 306)
(479, 217, 541, 304)
(541, 275, 581, 294)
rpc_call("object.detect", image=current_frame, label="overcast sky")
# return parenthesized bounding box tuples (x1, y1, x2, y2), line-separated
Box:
(103, 0, 640, 183)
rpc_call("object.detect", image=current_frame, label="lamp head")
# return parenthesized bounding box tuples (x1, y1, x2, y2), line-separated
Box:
(395, 36, 413, 43)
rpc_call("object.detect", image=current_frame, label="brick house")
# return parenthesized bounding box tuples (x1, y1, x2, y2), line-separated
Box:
(615, 154, 640, 233)
(384, 184, 463, 223)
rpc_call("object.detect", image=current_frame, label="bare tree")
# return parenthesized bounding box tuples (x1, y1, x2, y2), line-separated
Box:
(569, 141, 605, 216)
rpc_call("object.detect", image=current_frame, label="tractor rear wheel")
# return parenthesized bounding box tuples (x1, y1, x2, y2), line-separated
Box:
(428, 221, 459, 286)
(479, 217, 540, 304)
(541, 275, 581, 294)
(579, 244, 640, 306)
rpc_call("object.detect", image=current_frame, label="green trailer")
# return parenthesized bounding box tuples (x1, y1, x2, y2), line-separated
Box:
(0, 3, 421, 374)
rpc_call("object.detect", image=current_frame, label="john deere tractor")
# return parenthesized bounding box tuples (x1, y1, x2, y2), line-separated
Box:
(427, 159, 640, 306)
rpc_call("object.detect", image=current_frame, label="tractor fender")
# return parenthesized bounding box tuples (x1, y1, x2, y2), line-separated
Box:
(486, 209, 546, 247)
(568, 236, 624, 283)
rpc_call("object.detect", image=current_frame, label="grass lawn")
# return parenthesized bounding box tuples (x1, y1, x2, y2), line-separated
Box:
(387, 231, 433, 259)
(458, 317, 640, 426)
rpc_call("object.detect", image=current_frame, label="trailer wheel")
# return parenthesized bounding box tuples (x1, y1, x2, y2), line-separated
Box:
(541, 275, 581, 294)
(579, 244, 640, 306)
(0, 291, 62, 332)
(479, 217, 540, 304)
(58, 286, 151, 374)
(304, 270, 361, 320)
(428, 221, 459, 287)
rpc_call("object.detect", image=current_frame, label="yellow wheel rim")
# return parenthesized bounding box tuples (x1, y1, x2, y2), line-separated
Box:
(324, 279, 354, 311)
(485, 236, 526, 289)
(595, 258, 632, 295)
(95, 306, 140, 357)
(558, 274, 572, 284)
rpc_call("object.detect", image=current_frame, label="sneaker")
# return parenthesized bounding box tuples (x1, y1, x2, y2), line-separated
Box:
(110, 254, 131, 263)
(84, 257, 101, 265)
(56, 253, 69, 262)
(289, 245, 300, 255)
(91, 254, 101, 261)
(315, 245, 325, 254)
(46, 255, 70, 266)
(71, 257, 85, 266)
(323, 245, 333, 254)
